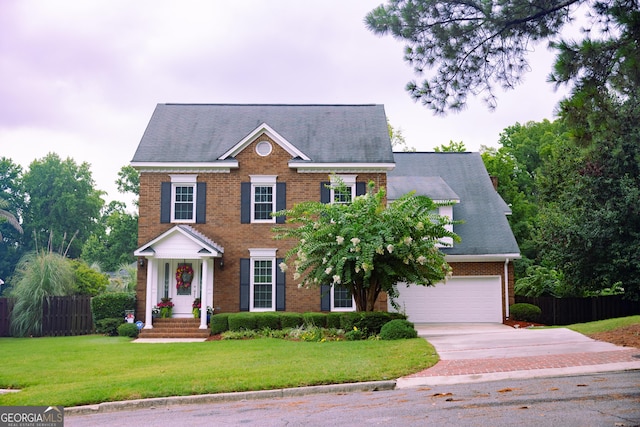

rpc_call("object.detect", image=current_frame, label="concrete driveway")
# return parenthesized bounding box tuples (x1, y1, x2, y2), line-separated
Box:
(397, 323, 640, 387)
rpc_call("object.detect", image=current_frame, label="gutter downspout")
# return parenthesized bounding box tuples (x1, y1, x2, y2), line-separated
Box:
(504, 258, 510, 320)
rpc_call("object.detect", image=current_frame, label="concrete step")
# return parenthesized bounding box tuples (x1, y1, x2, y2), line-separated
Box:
(139, 318, 210, 339)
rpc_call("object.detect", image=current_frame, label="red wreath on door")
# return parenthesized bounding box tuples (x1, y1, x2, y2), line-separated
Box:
(176, 264, 194, 290)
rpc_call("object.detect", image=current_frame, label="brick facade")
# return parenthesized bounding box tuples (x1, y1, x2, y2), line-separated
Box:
(136, 135, 388, 321)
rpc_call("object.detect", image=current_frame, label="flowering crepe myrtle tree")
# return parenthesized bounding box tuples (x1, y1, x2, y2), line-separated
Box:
(272, 181, 460, 311)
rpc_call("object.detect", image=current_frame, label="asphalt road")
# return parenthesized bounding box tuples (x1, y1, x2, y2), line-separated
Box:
(66, 370, 640, 427)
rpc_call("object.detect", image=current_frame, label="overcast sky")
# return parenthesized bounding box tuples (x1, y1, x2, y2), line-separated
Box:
(0, 1, 569, 206)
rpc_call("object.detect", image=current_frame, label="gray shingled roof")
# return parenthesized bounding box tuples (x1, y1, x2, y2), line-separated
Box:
(131, 104, 394, 164)
(389, 152, 520, 256)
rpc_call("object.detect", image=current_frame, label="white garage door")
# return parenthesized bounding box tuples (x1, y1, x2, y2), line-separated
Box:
(391, 276, 503, 323)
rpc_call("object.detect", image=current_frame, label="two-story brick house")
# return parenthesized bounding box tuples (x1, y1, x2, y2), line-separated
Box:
(132, 104, 394, 331)
(132, 103, 519, 332)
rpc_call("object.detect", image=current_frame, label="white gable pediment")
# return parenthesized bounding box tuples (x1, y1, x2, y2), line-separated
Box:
(134, 225, 223, 259)
(218, 123, 310, 161)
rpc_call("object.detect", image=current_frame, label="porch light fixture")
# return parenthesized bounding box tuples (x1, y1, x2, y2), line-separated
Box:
(219, 257, 224, 269)
(139, 258, 145, 268)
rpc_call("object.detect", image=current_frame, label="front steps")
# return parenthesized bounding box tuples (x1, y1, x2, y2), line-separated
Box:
(138, 318, 210, 339)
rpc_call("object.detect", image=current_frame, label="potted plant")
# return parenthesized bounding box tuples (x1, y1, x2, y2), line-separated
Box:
(157, 298, 174, 318)
(192, 298, 201, 318)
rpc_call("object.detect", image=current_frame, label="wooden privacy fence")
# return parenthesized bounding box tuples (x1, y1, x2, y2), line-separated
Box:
(0, 296, 94, 337)
(515, 295, 640, 325)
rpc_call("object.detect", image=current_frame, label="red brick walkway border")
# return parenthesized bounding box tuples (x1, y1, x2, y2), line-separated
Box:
(406, 349, 640, 378)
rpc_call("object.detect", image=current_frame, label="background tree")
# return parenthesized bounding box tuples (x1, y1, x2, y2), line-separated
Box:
(434, 140, 466, 152)
(0, 157, 26, 285)
(365, 0, 637, 114)
(388, 120, 416, 152)
(21, 153, 104, 258)
(116, 165, 140, 207)
(81, 201, 137, 271)
(273, 182, 459, 311)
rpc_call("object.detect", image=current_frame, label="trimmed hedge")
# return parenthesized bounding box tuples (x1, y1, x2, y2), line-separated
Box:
(255, 312, 281, 330)
(228, 313, 257, 331)
(208, 311, 404, 337)
(210, 313, 230, 335)
(303, 312, 327, 327)
(279, 313, 304, 329)
(509, 303, 542, 322)
(91, 292, 136, 322)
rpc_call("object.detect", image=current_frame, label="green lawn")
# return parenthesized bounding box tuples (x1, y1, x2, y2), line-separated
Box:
(564, 315, 640, 335)
(0, 335, 437, 407)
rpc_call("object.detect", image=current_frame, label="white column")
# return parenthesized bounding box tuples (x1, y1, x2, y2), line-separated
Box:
(199, 258, 209, 329)
(144, 258, 154, 329)
(504, 258, 510, 320)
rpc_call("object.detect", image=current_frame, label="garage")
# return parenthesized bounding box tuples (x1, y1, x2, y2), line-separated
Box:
(391, 276, 503, 323)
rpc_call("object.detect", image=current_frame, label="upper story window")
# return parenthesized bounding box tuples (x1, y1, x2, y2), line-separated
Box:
(160, 175, 206, 225)
(250, 175, 277, 223)
(241, 178, 286, 225)
(330, 175, 356, 205)
(170, 175, 197, 223)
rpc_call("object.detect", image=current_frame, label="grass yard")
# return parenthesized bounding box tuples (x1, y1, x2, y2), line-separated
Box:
(564, 315, 640, 335)
(0, 335, 437, 407)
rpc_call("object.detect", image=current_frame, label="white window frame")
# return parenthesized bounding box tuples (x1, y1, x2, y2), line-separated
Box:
(249, 248, 277, 312)
(250, 175, 277, 223)
(170, 174, 198, 223)
(434, 202, 456, 247)
(331, 285, 355, 312)
(329, 175, 356, 205)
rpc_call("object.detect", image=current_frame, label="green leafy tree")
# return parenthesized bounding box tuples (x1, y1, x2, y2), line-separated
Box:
(388, 120, 416, 152)
(273, 182, 459, 311)
(0, 158, 27, 285)
(9, 249, 75, 337)
(116, 165, 140, 207)
(434, 140, 466, 152)
(365, 0, 638, 114)
(21, 153, 104, 258)
(70, 259, 109, 296)
(81, 201, 137, 271)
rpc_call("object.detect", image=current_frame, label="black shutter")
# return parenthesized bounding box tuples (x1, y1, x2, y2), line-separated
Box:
(320, 284, 331, 311)
(240, 258, 250, 311)
(196, 182, 206, 224)
(240, 182, 251, 224)
(275, 183, 286, 224)
(276, 258, 285, 311)
(160, 182, 171, 223)
(320, 182, 330, 204)
(356, 182, 367, 196)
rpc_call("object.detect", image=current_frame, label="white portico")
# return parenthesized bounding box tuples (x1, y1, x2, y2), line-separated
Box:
(134, 225, 223, 330)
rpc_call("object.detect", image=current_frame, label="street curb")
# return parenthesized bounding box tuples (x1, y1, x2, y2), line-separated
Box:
(65, 380, 397, 416)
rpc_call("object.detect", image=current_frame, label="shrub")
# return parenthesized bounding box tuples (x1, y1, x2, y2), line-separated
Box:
(255, 312, 281, 330)
(344, 327, 366, 341)
(210, 313, 229, 335)
(117, 322, 139, 338)
(303, 312, 327, 327)
(279, 312, 304, 329)
(91, 292, 136, 322)
(95, 318, 124, 336)
(359, 312, 394, 336)
(380, 319, 417, 340)
(326, 312, 342, 329)
(228, 313, 257, 331)
(339, 312, 361, 331)
(509, 303, 542, 322)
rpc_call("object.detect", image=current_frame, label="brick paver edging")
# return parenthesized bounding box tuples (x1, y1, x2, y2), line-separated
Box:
(406, 349, 640, 377)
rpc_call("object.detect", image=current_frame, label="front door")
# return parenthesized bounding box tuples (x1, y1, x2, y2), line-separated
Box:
(160, 260, 199, 317)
